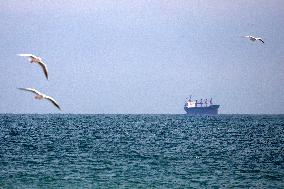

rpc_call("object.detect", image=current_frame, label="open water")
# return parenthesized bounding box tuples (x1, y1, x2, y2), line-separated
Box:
(0, 114, 283, 188)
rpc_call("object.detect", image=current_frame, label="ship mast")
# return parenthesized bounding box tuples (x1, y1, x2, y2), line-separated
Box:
(186, 96, 215, 108)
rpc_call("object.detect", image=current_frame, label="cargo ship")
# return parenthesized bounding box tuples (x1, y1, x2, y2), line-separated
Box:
(184, 96, 220, 115)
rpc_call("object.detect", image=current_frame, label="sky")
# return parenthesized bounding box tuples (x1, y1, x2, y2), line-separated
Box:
(0, 0, 284, 114)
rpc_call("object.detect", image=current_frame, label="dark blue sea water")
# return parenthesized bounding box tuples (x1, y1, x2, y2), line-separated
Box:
(0, 114, 283, 188)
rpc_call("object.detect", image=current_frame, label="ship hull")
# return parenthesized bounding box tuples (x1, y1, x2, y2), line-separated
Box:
(184, 105, 220, 115)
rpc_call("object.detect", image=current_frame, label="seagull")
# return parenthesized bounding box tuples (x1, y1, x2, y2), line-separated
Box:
(18, 88, 61, 110)
(244, 35, 264, 43)
(17, 54, 49, 80)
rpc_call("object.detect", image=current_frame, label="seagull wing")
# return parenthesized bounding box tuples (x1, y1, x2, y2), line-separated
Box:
(18, 87, 42, 95)
(258, 38, 264, 43)
(44, 96, 61, 110)
(37, 61, 49, 80)
(17, 54, 37, 58)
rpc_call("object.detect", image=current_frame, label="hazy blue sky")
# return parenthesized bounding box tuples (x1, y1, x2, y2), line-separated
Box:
(1, 0, 284, 114)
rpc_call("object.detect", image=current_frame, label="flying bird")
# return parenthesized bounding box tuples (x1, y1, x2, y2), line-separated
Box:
(244, 36, 264, 43)
(18, 88, 61, 110)
(17, 54, 49, 80)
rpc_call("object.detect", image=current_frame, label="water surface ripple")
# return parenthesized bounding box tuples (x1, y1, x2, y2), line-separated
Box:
(0, 114, 283, 188)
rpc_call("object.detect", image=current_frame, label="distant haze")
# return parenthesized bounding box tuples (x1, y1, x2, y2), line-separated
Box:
(0, 0, 284, 114)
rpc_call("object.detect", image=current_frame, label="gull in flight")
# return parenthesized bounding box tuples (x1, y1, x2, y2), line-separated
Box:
(17, 54, 49, 80)
(18, 88, 61, 110)
(244, 35, 264, 43)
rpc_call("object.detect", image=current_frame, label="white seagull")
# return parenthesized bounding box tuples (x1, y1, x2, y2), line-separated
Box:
(17, 54, 49, 80)
(18, 88, 61, 110)
(244, 35, 264, 43)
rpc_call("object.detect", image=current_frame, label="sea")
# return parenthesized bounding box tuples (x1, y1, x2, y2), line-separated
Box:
(0, 114, 283, 188)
